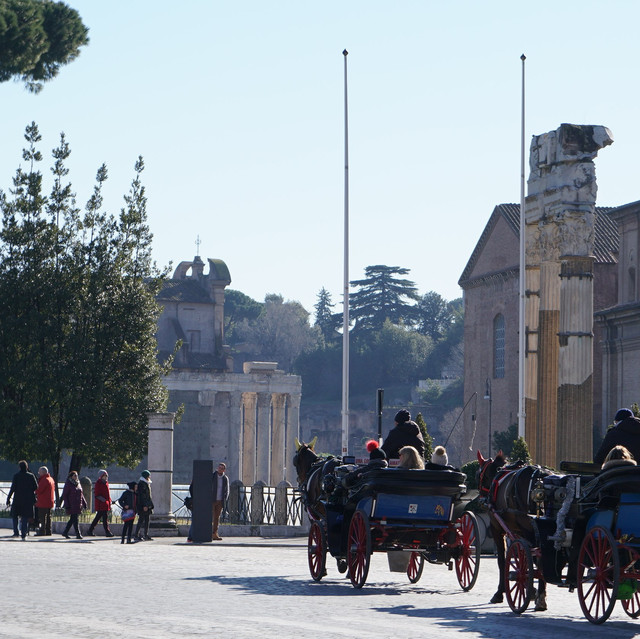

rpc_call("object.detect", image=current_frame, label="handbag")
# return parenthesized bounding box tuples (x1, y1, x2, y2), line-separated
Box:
(184, 496, 193, 511)
(121, 509, 135, 521)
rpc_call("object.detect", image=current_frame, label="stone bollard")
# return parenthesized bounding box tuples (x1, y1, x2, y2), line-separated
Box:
(275, 481, 291, 525)
(251, 481, 266, 525)
(80, 476, 92, 514)
(228, 480, 243, 524)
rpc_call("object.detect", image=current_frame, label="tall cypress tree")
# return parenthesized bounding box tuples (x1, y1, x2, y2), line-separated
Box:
(0, 124, 172, 482)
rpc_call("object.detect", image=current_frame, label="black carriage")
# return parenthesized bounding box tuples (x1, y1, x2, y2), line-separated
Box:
(306, 463, 480, 590)
(494, 461, 640, 624)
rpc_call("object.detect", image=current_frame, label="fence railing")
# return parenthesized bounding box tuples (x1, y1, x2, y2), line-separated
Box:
(0, 479, 304, 527)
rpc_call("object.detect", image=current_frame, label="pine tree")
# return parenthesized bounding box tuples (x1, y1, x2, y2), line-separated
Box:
(349, 265, 420, 333)
(415, 413, 433, 460)
(510, 437, 531, 464)
(313, 287, 340, 343)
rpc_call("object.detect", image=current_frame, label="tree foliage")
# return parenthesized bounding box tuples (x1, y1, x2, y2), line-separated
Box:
(314, 287, 341, 344)
(0, 123, 170, 481)
(223, 288, 263, 345)
(0, 0, 89, 93)
(493, 423, 518, 458)
(349, 265, 420, 333)
(415, 412, 433, 460)
(234, 294, 320, 373)
(416, 291, 453, 340)
(511, 437, 531, 465)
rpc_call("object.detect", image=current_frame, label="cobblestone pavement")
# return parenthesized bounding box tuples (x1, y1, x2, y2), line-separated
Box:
(1, 533, 640, 638)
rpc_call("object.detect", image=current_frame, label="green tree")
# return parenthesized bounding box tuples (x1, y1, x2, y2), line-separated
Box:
(493, 423, 518, 458)
(415, 412, 433, 460)
(0, 0, 89, 93)
(223, 288, 263, 345)
(0, 124, 171, 482)
(511, 437, 531, 464)
(313, 287, 340, 343)
(235, 294, 320, 373)
(349, 265, 420, 333)
(416, 291, 453, 340)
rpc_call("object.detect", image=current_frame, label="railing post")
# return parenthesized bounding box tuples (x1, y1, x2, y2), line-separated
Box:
(275, 480, 291, 525)
(251, 481, 266, 525)
(229, 480, 242, 524)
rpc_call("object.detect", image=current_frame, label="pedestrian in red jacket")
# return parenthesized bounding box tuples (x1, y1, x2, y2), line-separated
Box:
(35, 466, 55, 536)
(87, 470, 114, 537)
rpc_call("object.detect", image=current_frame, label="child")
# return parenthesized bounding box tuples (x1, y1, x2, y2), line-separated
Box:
(118, 482, 137, 544)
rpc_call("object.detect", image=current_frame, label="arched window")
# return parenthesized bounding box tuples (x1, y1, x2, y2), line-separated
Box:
(493, 314, 505, 379)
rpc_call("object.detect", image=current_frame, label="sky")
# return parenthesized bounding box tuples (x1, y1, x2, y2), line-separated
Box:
(2, 1, 640, 317)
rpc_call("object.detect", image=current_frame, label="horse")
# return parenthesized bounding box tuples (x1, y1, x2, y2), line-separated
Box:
(477, 450, 554, 612)
(293, 437, 339, 521)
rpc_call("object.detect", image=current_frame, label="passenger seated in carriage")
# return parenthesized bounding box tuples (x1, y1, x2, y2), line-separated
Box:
(425, 445, 459, 471)
(398, 445, 424, 469)
(600, 445, 637, 471)
(342, 440, 388, 488)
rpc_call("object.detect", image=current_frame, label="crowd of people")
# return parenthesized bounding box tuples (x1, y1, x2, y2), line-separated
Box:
(5, 463, 155, 544)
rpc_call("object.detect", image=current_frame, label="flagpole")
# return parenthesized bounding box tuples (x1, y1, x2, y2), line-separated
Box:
(341, 49, 350, 457)
(518, 53, 527, 439)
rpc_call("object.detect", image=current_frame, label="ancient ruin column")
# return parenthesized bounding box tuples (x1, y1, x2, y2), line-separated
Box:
(270, 393, 287, 485)
(227, 391, 243, 484)
(524, 229, 541, 462)
(147, 412, 177, 532)
(285, 393, 301, 485)
(525, 123, 612, 469)
(242, 392, 257, 485)
(255, 393, 272, 483)
(558, 255, 595, 462)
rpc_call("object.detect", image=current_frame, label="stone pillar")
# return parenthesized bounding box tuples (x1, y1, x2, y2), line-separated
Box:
(557, 255, 595, 463)
(285, 393, 301, 485)
(525, 123, 612, 469)
(227, 391, 243, 484)
(242, 392, 257, 485)
(524, 261, 540, 462)
(147, 412, 177, 532)
(270, 394, 287, 485)
(256, 393, 272, 483)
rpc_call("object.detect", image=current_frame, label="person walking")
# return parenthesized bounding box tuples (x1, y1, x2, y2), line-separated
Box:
(135, 470, 154, 541)
(6, 461, 38, 540)
(118, 482, 138, 544)
(380, 409, 426, 460)
(35, 466, 56, 536)
(594, 408, 640, 465)
(60, 470, 87, 539)
(86, 470, 114, 537)
(212, 463, 229, 541)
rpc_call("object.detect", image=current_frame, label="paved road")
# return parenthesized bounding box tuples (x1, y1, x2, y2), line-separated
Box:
(1, 533, 640, 638)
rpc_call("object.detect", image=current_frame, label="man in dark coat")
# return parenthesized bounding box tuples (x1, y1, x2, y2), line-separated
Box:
(135, 470, 154, 541)
(594, 408, 640, 466)
(212, 463, 229, 540)
(381, 409, 426, 460)
(6, 460, 38, 539)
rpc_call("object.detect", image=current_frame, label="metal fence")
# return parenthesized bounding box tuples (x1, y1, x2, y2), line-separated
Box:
(0, 480, 304, 527)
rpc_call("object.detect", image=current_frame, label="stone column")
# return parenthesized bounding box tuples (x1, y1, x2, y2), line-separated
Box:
(256, 393, 272, 483)
(147, 412, 177, 532)
(557, 254, 595, 463)
(524, 226, 541, 462)
(227, 391, 243, 484)
(242, 392, 257, 485)
(270, 394, 287, 485)
(285, 393, 301, 485)
(525, 123, 612, 469)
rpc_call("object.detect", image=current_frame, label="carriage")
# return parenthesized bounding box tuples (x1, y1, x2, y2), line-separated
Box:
(295, 443, 480, 590)
(479, 454, 640, 624)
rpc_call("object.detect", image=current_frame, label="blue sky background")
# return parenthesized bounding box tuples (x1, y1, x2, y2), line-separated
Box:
(2, 1, 639, 315)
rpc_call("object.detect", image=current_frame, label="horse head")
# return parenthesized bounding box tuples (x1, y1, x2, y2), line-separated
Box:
(476, 449, 506, 497)
(293, 436, 319, 485)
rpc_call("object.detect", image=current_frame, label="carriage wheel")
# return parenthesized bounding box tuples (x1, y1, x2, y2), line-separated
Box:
(621, 587, 640, 618)
(455, 512, 480, 591)
(308, 521, 327, 582)
(577, 526, 620, 624)
(347, 510, 371, 589)
(505, 539, 534, 614)
(407, 551, 425, 584)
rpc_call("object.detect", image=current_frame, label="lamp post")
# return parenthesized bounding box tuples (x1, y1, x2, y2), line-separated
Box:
(484, 378, 492, 457)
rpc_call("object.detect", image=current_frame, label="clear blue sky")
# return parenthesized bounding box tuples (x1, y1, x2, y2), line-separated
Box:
(2, 1, 639, 316)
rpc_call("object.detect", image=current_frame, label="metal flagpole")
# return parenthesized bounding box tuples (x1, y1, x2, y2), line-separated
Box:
(341, 49, 350, 457)
(518, 53, 527, 439)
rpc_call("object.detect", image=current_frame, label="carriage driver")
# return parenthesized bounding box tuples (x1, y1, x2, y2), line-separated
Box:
(594, 408, 640, 466)
(381, 409, 425, 460)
